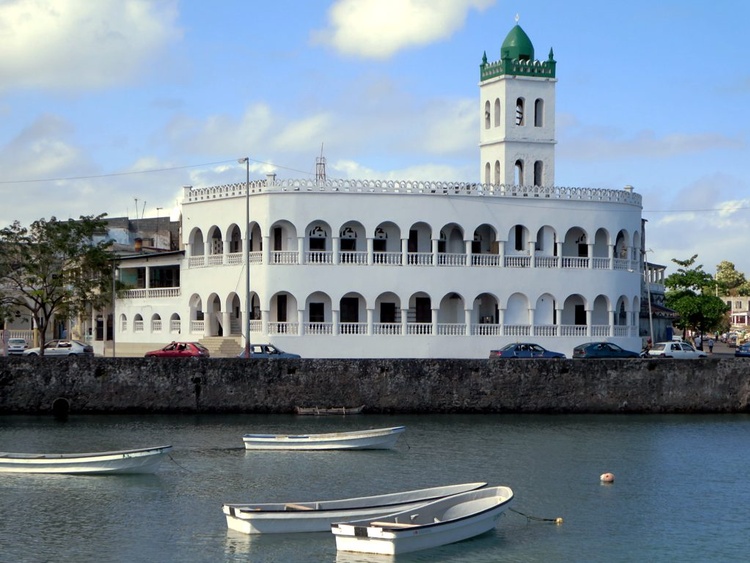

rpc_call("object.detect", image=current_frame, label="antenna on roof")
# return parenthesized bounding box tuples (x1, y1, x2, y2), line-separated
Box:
(315, 143, 326, 183)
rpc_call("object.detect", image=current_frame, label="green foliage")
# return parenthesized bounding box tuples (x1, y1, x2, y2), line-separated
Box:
(0, 215, 113, 353)
(665, 255, 729, 334)
(715, 260, 747, 295)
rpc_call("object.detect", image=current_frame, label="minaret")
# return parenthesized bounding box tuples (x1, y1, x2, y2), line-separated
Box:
(479, 17, 557, 187)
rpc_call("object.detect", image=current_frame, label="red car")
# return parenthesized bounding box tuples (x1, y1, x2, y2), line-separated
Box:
(145, 342, 210, 358)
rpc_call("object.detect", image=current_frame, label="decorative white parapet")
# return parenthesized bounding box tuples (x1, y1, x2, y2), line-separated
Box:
(182, 179, 642, 206)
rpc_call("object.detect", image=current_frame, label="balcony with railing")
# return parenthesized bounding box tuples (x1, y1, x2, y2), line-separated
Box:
(182, 318, 633, 338)
(186, 246, 641, 273)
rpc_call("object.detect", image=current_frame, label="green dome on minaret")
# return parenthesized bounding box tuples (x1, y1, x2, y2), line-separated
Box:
(501, 24, 534, 61)
(480, 19, 555, 81)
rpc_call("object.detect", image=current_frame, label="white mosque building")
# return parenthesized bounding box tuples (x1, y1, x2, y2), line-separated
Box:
(110, 23, 644, 359)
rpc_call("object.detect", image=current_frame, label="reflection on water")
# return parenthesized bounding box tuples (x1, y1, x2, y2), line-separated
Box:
(1, 413, 749, 562)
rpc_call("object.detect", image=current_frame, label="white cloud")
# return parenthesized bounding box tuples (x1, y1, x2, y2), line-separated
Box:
(558, 120, 744, 160)
(330, 158, 470, 183)
(312, 0, 495, 59)
(0, 0, 181, 92)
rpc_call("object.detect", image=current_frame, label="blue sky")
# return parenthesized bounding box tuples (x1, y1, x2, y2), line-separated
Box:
(1, 0, 748, 276)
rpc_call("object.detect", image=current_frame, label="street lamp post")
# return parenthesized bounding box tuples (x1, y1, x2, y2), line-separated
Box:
(238, 157, 251, 358)
(111, 259, 117, 358)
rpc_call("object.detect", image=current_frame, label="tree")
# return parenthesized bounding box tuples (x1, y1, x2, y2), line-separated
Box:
(0, 215, 114, 355)
(665, 255, 729, 336)
(715, 261, 746, 296)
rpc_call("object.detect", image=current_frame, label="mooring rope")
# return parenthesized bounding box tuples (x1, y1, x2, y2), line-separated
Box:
(167, 453, 192, 472)
(509, 507, 563, 524)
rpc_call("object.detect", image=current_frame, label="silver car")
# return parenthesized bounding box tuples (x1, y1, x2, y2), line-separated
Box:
(23, 339, 94, 357)
(647, 341, 707, 359)
(3, 337, 29, 355)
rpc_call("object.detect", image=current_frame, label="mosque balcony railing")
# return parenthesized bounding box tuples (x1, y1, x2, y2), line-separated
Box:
(372, 322, 401, 335)
(122, 288, 180, 299)
(141, 319, 637, 340)
(182, 179, 642, 206)
(183, 249, 644, 273)
(437, 323, 467, 336)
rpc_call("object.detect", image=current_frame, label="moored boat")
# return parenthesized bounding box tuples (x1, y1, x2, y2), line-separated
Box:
(222, 482, 487, 534)
(0, 445, 173, 474)
(331, 485, 514, 555)
(242, 426, 405, 451)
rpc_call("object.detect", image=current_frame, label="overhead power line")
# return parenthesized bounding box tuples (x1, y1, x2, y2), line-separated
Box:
(0, 157, 316, 185)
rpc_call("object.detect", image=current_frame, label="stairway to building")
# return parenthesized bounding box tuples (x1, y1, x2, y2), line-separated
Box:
(199, 336, 243, 358)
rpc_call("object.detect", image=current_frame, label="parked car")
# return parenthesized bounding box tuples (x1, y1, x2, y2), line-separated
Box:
(648, 341, 707, 359)
(734, 343, 750, 358)
(572, 342, 640, 359)
(145, 342, 210, 358)
(237, 344, 301, 359)
(489, 343, 565, 359)
(2, 337, 29, 355)
(23, 339, 94, 357)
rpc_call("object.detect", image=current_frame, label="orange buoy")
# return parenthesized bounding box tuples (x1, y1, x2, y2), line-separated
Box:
(600, 472, 615, 483)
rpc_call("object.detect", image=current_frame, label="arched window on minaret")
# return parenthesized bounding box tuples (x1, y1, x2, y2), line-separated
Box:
(494, 99, 501, 127)
(484, 101, 491, 129)
(484, 162, 491, 184)
(494, 161, 501, 184)
(533, 161, 543, 186)
(534, 99, 544, 127)
(514, 160, 524, 186)
(515, 98, 525, 126)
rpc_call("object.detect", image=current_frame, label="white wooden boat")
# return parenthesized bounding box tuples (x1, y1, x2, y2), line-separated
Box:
(294, 405, 365, 416)
(242, 426, 405, 451)
(0, 445, 173, 474)
(331, 485, 514, 555)
(222, 482, 487, 534)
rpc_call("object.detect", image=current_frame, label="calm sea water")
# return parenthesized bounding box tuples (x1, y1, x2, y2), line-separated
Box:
(0, 413, 748, 563)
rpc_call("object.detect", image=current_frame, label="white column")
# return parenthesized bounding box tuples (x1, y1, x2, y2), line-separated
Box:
(556, 242, 563, 268)
(332, 237, 340, 265)
(262, 235, 270, 265)
(221, 311, 231, 336)
(465, 240, 473, 266)
(464, 307, 472, 335)
(431, 238, 439, 266)
(367, 237, 374, 265)
(332, 309, 340, 335)
(401, 238, 409, 265)
(586, 309, 592, 337)
(529, 240, 536, 268)
(588, 243, 594, 269)
(297, 236, 305, 264)
(401, 307, 409, 335)
(261, 309, 269, 336)
(298, 309, 305, 336)
(366, 308, 374, 335)
(431, 308, 438, 335)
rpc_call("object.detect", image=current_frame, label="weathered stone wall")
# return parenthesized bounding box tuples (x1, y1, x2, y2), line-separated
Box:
(1, 357, 749, 414)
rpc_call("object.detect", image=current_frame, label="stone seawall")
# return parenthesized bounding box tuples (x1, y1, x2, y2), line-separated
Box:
(1, 357, 749, 414)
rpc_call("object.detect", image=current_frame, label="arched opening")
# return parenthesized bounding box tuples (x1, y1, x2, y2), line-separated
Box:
(533, 160, 543, 186)
(534, 98, 544, 127)
(515, 97, 525, 126)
